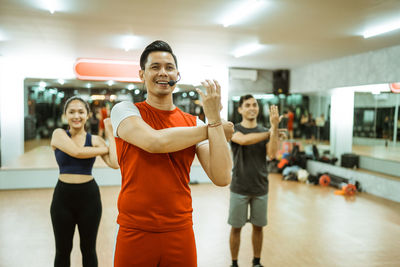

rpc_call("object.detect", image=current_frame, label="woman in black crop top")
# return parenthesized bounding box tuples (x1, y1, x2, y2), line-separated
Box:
(50, 96, 119, 267)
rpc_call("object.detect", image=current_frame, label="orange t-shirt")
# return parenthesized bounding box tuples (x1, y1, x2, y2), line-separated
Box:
(115, 101, 198, 232)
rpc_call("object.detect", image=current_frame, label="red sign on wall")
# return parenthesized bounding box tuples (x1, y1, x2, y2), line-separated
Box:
(389, 82, 400, 93)
(74, 58, 142, 82)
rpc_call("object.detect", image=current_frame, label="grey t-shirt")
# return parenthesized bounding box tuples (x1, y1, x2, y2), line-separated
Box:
(230, 123, 269, 196)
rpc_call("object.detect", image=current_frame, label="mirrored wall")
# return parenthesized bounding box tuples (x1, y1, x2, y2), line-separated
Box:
(352, 90, 400, 162)
(23, 78, 202, 155)
(228, 93, 331, 142)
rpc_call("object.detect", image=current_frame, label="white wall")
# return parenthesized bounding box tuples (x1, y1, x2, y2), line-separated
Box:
(330, 89, 354, 160)
(0, 56, 76, 166)
(228, 69, 273, 98)
(291, 44, 400, 93)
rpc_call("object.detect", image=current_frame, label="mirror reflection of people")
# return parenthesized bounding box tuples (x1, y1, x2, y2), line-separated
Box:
(50, 96, 119, 267)
(110, 40, 233, 267)
(98, 102, 111, 138)
(286, 107, 294, 140)
(228, 95, 281, 267)
(89, 110, 100, 135)
(300, 112, 308, 139)
(315, 114, 325, 141)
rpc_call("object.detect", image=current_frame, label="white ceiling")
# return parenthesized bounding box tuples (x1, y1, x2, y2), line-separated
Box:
(1, 0, 400, 70)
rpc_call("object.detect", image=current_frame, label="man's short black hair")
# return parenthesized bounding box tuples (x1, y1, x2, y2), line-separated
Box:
(238, 94, 255, 107)
(139, 40, 178, 70)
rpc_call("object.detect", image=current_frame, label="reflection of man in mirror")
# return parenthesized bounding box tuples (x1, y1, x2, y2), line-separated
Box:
(382, 115, 391, 146)
(316, 114, 325, 141)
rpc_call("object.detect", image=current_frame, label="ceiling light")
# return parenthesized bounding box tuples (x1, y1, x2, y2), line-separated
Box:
(222, 0, 265, 27)
(128, 84, 135, 90)
(57, 79, 65, 85)
(47, 0, 57, 14)
(86, 83, 91, 88)
(390, 82, 400, 93)
(371, 89, 381, 95)
(363, 20, 400, 38)
(107, 80, 114, 86)
(0, 29, 8, 42)
(121, 35, 141, 52)
(233, 43, 263, 58)
(39, 81, 47, 88)
(134, 89, 140, 95)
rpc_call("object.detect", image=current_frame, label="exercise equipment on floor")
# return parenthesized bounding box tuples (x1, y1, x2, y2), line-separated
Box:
(315, 172, 361, 196)
(319, 174, 331, 186)
(334, 184, 357, 196)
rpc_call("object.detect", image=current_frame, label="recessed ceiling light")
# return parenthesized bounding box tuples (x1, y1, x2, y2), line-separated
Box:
(233, 43, 263, 58)
(0, 29, 8, 42)
(222, 0, 265, 27)
(363, 20, 400, 38)
(121, 35, 141, 52)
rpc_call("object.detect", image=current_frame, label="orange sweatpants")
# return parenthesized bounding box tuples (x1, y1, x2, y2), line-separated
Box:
(114, 226, 197, 267)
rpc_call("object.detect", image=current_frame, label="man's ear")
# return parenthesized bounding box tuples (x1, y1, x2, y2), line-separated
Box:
(139, 69, 145, 82)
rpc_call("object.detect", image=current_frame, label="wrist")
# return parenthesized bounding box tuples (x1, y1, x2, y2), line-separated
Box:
(270, 126, 278, 132)
(207, 117, 221, 124)
(208, 120, 222, 128)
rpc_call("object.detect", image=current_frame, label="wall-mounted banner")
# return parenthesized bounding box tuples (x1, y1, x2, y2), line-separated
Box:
(74, 58, 142, 82)
(389, 82, 400, 93)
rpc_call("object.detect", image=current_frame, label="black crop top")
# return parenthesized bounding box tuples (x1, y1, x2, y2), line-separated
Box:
(54, 130, 96, 175)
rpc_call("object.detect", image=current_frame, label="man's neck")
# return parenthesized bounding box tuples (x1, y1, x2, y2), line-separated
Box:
(145, 94, 175, 111)
(240, 119, 258, 128)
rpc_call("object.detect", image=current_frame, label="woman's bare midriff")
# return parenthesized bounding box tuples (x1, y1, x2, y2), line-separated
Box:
(59, 174, 93, 184)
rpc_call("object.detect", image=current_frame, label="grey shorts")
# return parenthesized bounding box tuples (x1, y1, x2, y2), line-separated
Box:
(228, 191, 268, 228)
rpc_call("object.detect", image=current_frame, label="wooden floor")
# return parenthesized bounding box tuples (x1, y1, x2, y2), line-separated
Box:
(352, 144, 400, 162)
(1, 174, 400, 267)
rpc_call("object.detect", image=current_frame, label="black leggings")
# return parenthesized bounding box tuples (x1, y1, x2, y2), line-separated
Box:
(50, 179, 102, 267)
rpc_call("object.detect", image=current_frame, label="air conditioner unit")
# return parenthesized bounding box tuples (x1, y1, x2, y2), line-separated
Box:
(230, 69, 257, 81)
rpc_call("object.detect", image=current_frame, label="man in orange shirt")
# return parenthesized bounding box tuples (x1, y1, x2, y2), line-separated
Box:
(110, 40, 233, 267)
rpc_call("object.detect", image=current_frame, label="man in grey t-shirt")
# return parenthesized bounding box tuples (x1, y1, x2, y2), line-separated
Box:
(228, 94, 281, 267)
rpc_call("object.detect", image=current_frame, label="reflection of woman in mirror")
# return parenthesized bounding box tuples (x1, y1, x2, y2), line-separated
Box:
(50, 96, 119, 266)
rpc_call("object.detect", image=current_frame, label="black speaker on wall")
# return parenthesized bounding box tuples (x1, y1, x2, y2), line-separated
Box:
(273, 70, 290, 95)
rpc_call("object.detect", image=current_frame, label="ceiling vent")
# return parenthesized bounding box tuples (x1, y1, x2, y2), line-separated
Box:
(230, 69, 257, 81)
